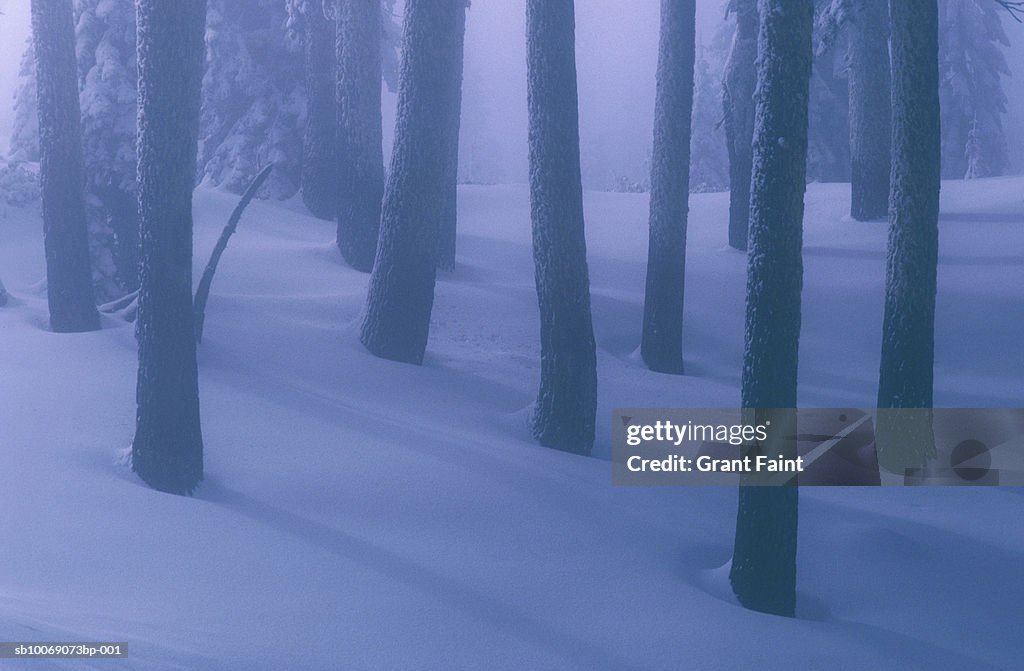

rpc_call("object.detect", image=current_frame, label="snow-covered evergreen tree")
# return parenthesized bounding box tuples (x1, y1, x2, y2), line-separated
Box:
(806, 34, 850, 183)
(689, 38, 729, 194)
(938, 0, 1010, 179)
(9, 42, 39, 162)
(200, 0, 305, 200)
(75, 0, 138, 293)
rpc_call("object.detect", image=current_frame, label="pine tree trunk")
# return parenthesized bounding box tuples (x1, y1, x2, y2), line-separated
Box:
(876, 0, 940, 468)
(132, 0, 207, 495)
(31, 0, 100, 333)
(722, 0, 757, 251)
(640, 0, 696, 375)
(360, 0, 468, 364)
(730, 0, 814, 618)
(435, 6, 467, 272)
(848, 0, 891, 221)
(525, 0, 597, 456)
(302, 0, 339, 220)
(336, 0, 384, 272)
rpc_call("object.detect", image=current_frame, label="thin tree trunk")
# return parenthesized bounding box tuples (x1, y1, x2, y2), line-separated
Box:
(302, 0, 339, 220)
(730, 0, 814, 618)
(31, 0, 100, 333)
(435, 5, 467, 272)
(641, 0, 696, 375)
(336, 0, 384, 272)
(722, 0, 757, 251)
(360, 0, 468, 364)
(525, 0, 597, 456)
(132, 0, 207, 495)
(848, 0, 891, 220)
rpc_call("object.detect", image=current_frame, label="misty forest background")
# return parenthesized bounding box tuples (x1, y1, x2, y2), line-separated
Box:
(0, 0, 1023, 654)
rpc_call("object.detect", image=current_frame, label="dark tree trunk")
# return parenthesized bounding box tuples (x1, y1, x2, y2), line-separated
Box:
(96, 184, 140, 291)
(525, 0, 597, 456)
(848, 0, 892, 221)
(302, 0, 339, 220)
(132, 0, 207, 496)
(876, 0, 940, 464)
(359, 0, 468, 364)
(31, 0, 100, 333)
(722, 0, 757, 251)
(640, 0, 696, 375)
(435, 6, 467, 272)
(730, 0, 814, 618)
(336, 0, 384, 272)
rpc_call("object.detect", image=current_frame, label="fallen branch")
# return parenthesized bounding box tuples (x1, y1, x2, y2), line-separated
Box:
(98, 289, 139, 313)
(193, 163, 274, 343)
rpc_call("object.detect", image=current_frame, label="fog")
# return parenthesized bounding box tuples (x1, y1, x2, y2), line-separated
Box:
(2, 0, 1023, 181)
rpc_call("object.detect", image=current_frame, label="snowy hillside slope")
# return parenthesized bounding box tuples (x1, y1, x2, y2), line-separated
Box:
(0, 180, 1021, 669)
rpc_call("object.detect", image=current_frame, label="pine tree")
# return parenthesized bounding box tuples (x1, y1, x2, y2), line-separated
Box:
(877, 0, 940, 420)
(335, 0, 385, 272)
(806, 35, 850, 183)
(524, 0, 597, 456)
(848, 0, 891, 219)
(9, 43, 39, 162)
(939, 0, 1010, 179)
(300, 0, 339, 220)
(730, 0, 814, 618)
(689, 40, 730, 194)
(200, 0, 304, 200)
(359, 0, 468, 363)
(76, 0, 140, 291)
(31, 0, 100, 333)
(133, 0, 208, 495)
(641, 0, 696, 375)
(435, 3, 468, 272)
(722, 0, 757, 251)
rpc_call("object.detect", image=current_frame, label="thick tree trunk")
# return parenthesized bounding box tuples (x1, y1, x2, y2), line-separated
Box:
(360, 0, 468, 364)
(302, 0, 339, 220)
(848, 0, 892, 221)
(132, 0, 207, 495)
(730, 0, 814, 618)
(31, 0, 100, 333)
(722, 0, 757, 251)
(435, 6, 467, 272)
(640, 0, 696, 375)
(336, 0, 384, 272)
(876, 0, 940, 469)
(525, 0, 597, 456)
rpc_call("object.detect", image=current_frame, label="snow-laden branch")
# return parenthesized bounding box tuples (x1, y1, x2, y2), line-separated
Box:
(995, 1, 1024, 22)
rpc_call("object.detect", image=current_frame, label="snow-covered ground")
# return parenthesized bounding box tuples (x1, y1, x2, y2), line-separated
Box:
(0, 179, 1021, 669)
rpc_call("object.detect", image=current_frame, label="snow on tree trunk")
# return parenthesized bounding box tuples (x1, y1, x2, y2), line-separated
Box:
(336, 0, 385, 272)
(359, 0, 468, 363)
(730, 0, 814, 618)
(435, 4, 468, 272)
(525, 0, 597, 456)
(848, 0, 891, 220)
(302, 0, 339, 220)
(132, 0, 207, 496)
(875, 0, 940, 470)
(31, 0, 100, 333)
(640, 0, 696, 375)
(722, 0, 757, 251)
